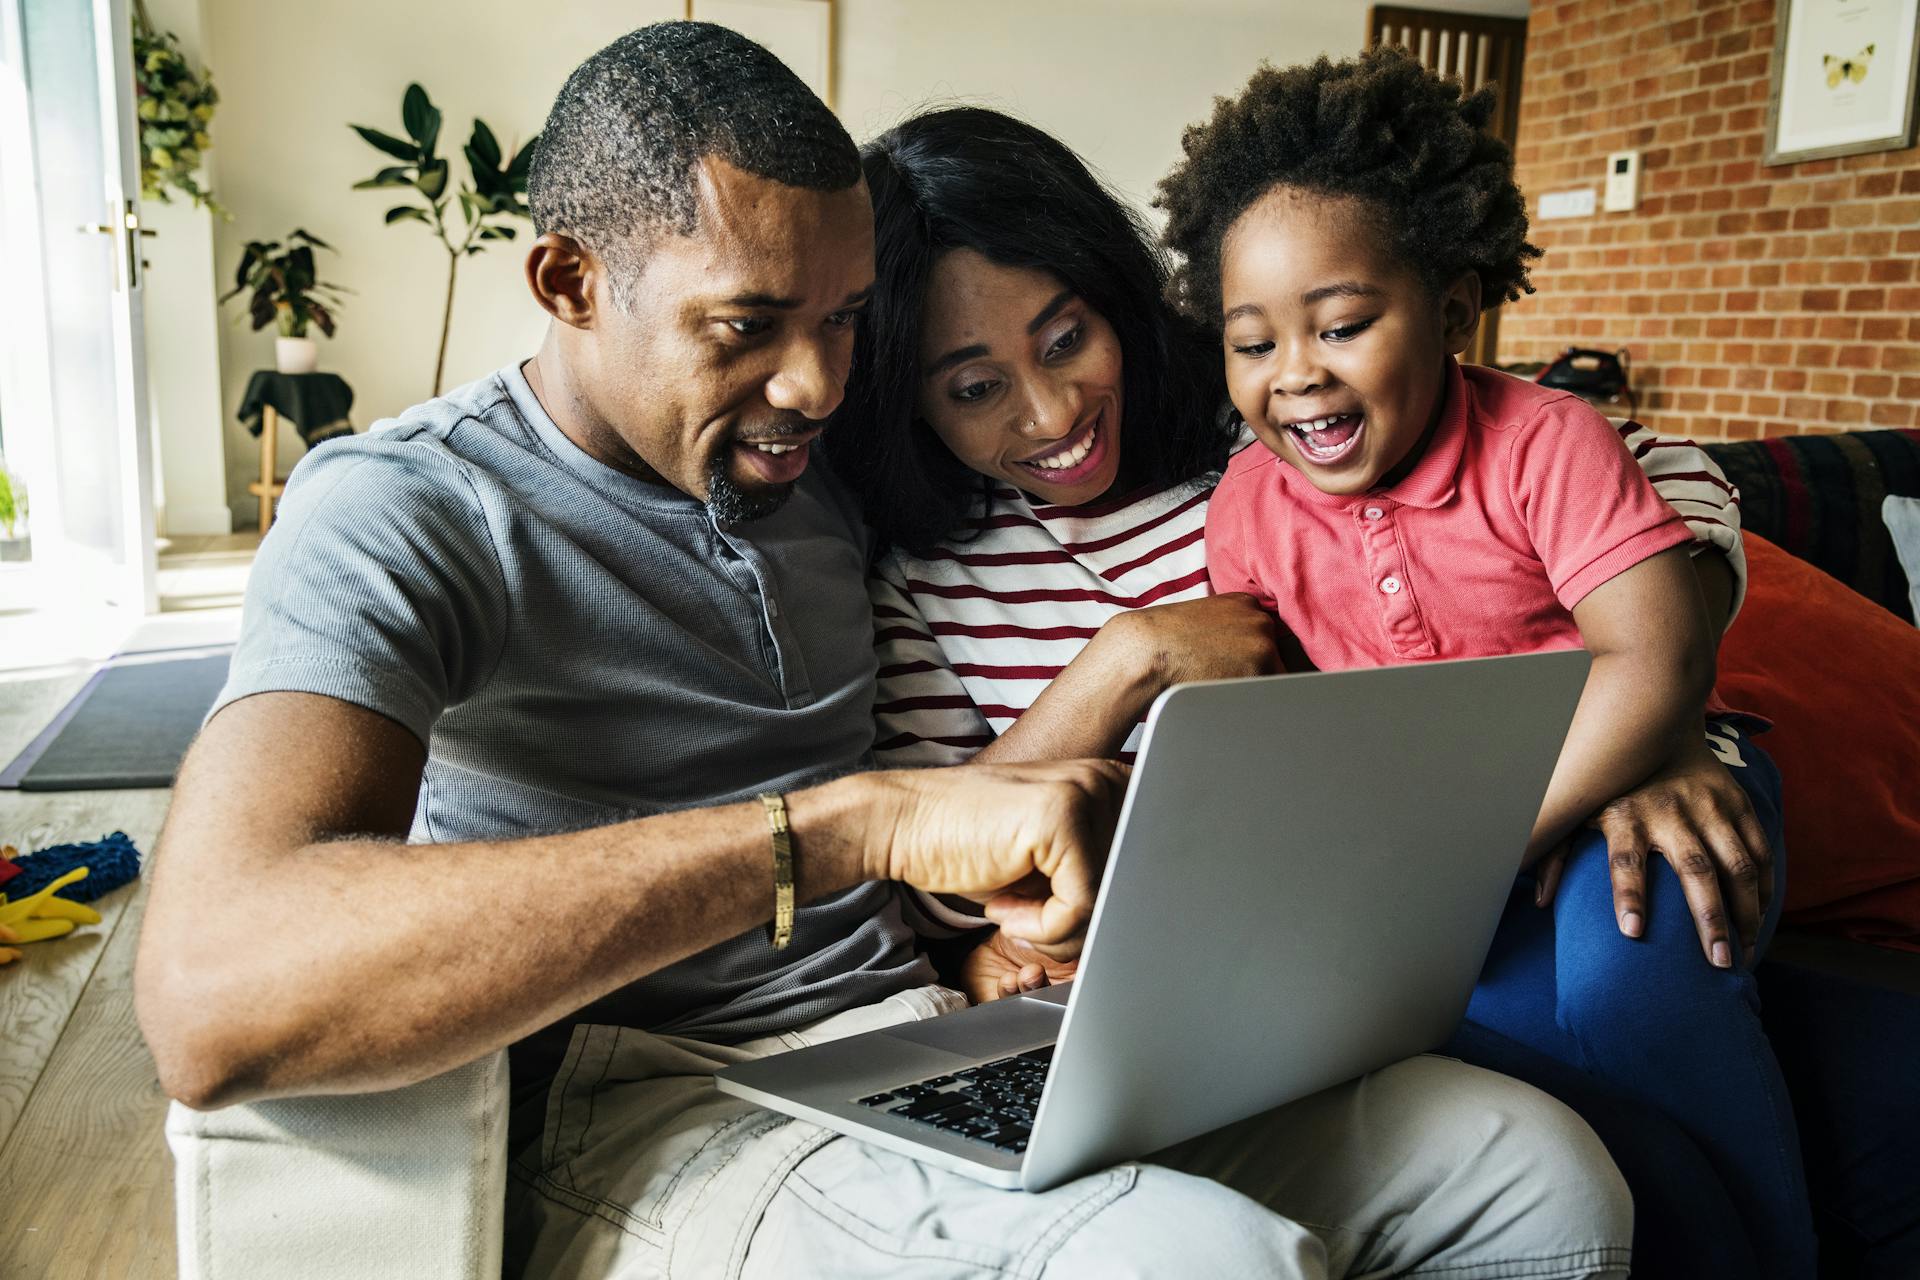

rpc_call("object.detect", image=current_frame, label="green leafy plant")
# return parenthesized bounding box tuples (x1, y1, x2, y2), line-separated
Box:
(218, 230, 348, 339)
(131, 0, 222, 214)
(0, 465, 26, 541)
(352, 84, 538, 396)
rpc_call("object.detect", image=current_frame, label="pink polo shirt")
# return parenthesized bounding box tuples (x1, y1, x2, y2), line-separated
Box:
(1206, 359, 1694, 670)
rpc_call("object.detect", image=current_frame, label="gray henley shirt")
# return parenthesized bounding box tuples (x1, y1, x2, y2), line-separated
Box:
(214, 361, 937, 1080)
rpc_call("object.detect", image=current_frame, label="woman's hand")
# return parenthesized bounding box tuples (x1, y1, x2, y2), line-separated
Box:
(1535, 731, 1773, 968)
(960, 930, 1082, 1004)
(1099, 593, 1285, 691)
(976, 594, 1285, 765)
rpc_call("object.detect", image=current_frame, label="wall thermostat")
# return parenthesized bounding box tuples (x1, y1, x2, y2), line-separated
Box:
(1603, 150, 1640, 213)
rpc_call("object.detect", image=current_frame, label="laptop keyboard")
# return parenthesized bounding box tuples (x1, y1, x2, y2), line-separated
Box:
(854, 1044, 1053, 1153)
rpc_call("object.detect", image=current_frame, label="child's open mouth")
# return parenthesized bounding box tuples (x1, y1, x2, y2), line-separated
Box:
(1285, 413, 1363, 465)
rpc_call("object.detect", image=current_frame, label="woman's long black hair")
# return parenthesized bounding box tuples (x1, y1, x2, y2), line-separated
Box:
(824, 107, 1234, 557)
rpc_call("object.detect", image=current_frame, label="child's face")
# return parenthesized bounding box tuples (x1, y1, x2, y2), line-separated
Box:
(1219, 187, 1479, 496)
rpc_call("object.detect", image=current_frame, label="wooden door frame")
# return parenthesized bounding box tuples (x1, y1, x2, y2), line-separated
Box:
(1366, 5, 1528, 367)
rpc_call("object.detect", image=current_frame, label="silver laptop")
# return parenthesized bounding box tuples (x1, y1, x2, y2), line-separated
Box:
(717, 650, 1590, 1192)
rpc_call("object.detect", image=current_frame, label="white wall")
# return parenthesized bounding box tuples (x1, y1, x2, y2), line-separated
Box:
(200, 0, 1522, 525)
(136, 0, 233, 536)
(836, 0, 1362, 215)
(200, 1, 679, 525)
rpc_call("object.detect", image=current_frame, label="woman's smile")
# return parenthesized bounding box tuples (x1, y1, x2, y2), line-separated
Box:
(917, 249, 1127, 507)
(1013, 407, 1110, 486)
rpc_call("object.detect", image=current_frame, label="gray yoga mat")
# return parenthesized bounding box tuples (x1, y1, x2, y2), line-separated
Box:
(0, 648, 232, 791)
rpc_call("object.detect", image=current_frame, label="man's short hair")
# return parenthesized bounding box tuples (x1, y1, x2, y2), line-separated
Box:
(528, 21, 861, 302)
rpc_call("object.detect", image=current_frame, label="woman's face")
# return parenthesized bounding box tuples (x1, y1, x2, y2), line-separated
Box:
(916, 249, 1125, 506)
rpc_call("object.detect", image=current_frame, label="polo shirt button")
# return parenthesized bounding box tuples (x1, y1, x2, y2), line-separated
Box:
(1364, 505, 1385, 520)
(1380, 576, 1402, 594)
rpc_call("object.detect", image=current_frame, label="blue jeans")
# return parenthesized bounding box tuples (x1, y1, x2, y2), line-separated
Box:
(1458, 721, 1816, 1280)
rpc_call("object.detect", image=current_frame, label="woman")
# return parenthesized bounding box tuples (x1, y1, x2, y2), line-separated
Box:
(827, 106, 1800, 1277)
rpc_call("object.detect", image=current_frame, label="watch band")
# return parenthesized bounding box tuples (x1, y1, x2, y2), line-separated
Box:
(758, 792, 794, 950)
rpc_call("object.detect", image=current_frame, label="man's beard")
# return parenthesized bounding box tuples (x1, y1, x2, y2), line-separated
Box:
(705, 451, 795, 526)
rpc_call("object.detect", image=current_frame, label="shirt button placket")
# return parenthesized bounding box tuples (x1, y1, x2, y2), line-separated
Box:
(1357, 501, 1433, 659)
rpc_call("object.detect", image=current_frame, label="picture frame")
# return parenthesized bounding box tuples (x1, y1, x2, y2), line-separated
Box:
(1764, 0, 1920, 165)
(686, 0, 836, 110)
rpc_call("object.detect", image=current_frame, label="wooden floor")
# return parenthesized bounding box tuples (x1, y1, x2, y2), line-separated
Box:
(0, 676, 175, 1279)
(0, 533, 258, 1279)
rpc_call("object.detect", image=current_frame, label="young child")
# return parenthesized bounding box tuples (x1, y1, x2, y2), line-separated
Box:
(1159, 49, 1814, 1278)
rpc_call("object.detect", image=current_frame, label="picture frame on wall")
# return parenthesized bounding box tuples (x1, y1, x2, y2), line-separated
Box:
(687, 0, 836, 109)
(1764, 0, 1920, 165)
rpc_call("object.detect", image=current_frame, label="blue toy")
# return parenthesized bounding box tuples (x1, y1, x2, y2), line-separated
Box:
(1, 832, 143, 903)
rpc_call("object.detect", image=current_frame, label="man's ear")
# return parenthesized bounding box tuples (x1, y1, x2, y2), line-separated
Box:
(1438, 271, 1483, 355)
(526, 233, 597, 329)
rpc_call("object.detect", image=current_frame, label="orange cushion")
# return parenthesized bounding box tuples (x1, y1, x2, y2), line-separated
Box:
(1717, 533, 1920, 953)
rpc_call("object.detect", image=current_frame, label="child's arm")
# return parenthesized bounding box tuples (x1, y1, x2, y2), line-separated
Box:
(1530, 544, 1771, 969)
(1531, 544, 1717, 861)
(1512, 407, 1771, 967)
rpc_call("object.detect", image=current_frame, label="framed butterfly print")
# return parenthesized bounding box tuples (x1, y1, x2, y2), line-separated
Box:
(1765, 0, 1920, 164)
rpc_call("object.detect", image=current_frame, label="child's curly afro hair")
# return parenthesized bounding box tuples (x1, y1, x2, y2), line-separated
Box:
(1157, 46, 1540, 326)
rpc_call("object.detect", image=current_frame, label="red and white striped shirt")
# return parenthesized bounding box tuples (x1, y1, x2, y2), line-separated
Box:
(871, 423, 1746, 769)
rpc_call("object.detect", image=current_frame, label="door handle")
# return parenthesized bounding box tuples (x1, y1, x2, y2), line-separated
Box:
(76, 203, 147, 291)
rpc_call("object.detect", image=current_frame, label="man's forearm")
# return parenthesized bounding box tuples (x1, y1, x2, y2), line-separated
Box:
(139, 693, 1126, 1110)
(139, 762, 877, 1108)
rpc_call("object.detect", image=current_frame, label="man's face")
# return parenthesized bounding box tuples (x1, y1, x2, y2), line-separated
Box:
(577, 157, 875, 521)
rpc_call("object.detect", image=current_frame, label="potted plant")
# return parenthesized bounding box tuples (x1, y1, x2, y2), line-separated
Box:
(0, 464, 28, 563)
(219, 230, 348, 373)
(352, 84, 536, 395)
(132, 0, 222, 214)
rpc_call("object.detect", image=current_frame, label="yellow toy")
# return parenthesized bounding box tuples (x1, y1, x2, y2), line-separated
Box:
(0, 867, 100, 965)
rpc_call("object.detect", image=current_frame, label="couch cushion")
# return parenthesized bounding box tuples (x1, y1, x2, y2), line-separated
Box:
(1704, 430, 1920, 623)
(167, 1051, 509, 1280)
(1718, 533, 1920, 952)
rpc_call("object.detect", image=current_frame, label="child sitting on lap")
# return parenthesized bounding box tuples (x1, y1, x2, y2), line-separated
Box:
(1158, 47, 1815, 1280)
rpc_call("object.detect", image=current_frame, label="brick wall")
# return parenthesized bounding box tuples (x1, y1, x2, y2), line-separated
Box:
(1497, 0, 1920, 439)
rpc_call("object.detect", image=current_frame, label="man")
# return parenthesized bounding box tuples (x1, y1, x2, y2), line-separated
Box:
(136, 23, 1632, 1278)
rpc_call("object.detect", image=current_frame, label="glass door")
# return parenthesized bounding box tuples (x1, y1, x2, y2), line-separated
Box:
(0, 0, 158, 614)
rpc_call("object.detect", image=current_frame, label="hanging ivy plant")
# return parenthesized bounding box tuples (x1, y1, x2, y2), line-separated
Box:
(132, 0, 223, 215)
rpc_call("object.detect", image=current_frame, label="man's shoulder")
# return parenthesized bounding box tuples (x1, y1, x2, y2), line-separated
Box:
(284, 428, 486, 525)
(793, 456, 871, 553)
(288, 368, 536, 510)
(270, 427, 505, 584)
(353, 369, 533, 464)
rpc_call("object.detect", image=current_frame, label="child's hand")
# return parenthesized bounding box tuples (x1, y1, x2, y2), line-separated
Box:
(960, 929, 1080, 1004)
(1535, 734, 1771, 968)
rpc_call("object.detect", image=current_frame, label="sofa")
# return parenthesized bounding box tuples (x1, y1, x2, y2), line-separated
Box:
(1700, 427, 1920, 1279)
(166, 428, 1920, 1280)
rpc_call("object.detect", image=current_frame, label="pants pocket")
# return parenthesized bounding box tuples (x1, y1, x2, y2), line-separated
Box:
(745, 1137, 1138, 1280)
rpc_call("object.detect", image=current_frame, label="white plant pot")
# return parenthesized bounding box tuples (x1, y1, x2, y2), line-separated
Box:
(275, 336, 319, 374)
